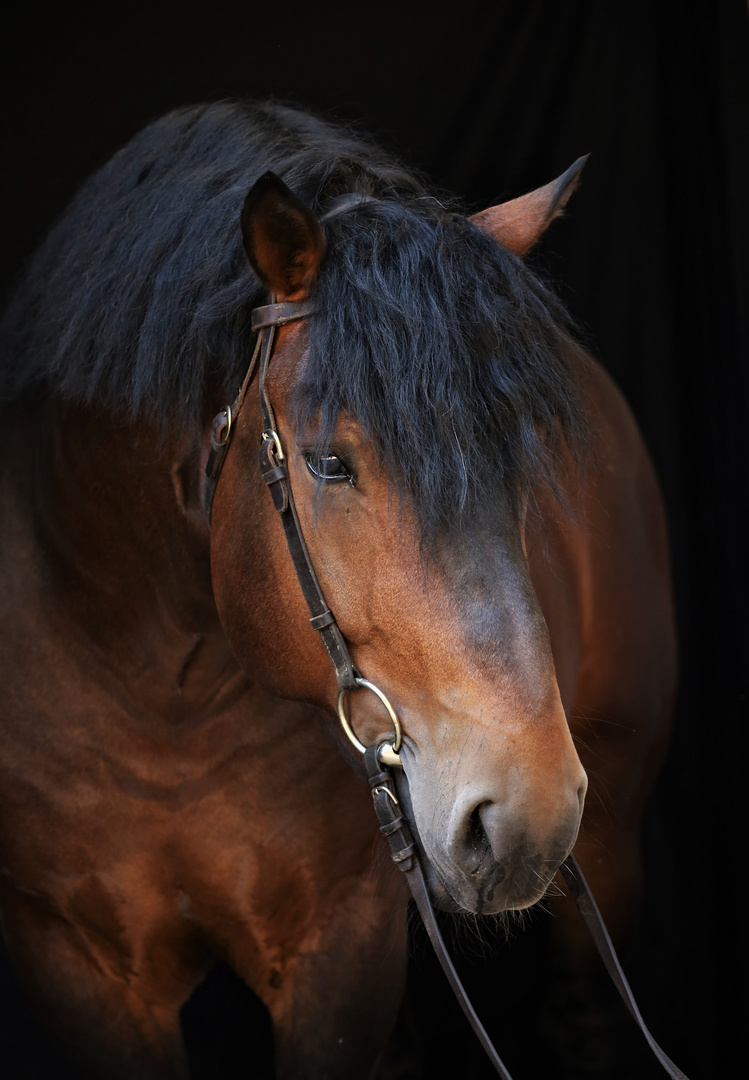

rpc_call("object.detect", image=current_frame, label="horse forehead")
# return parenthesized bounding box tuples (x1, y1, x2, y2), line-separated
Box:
(268, 336, 372, 452)
(265, 323, 311, 399)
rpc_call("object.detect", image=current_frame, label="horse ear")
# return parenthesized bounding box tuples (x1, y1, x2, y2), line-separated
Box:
(241, 172, 326, 300)
(469, 155, 588, 256)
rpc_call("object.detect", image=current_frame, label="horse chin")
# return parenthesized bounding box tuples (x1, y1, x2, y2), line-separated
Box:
(422, 853, 555, 916)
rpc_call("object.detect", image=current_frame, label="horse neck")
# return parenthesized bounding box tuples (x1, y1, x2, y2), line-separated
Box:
(9, 396, 241, 717)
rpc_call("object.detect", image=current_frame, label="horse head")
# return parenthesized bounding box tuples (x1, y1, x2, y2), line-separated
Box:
(209, 162, 588, 916)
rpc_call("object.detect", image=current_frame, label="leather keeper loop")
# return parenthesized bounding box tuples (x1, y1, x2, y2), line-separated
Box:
(391, 844, 418, 865)
(380, 815, 407, 837)
(310, 610, 336, 631)
(258, 438, 289, 512)
(368, 769, 392, 789)
(262, 465, 287, 486)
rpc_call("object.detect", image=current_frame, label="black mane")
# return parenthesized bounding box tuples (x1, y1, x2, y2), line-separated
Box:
(0, 100, 586, 536)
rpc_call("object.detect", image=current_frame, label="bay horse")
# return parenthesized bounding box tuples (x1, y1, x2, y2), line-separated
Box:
(0, 101, 676, 1079)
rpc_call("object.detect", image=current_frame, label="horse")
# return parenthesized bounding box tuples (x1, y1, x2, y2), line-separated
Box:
(0, 101, 677, 1079)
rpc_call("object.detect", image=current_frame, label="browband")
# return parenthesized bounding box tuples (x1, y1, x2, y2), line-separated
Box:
(251, 300, 316, 332)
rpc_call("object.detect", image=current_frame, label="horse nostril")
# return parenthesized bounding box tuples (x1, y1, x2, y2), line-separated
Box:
(463, 803, 496, 878)
(468, 804, 487, 845)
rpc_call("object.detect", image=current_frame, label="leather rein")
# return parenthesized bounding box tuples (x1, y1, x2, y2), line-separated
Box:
(204, 297, 690, 1080)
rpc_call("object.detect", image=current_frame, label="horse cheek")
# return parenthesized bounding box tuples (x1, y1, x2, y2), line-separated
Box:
(209, 455, 332, 703)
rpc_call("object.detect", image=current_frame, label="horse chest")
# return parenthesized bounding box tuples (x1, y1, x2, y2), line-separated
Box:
(0, 639, 379, 955)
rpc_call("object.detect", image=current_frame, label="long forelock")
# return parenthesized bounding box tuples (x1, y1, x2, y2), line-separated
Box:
(0, 99, 588, 530)
(293, 199, 587, 541)
(0, 101, 425, 426)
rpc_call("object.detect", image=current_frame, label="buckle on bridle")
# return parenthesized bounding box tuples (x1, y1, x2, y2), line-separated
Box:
(205, 406, 234, 487)
(262, 429, 285, 463)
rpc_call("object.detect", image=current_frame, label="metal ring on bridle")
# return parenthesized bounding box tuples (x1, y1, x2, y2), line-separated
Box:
(222, 404, 233, 443)
(337, 678, 403, 767)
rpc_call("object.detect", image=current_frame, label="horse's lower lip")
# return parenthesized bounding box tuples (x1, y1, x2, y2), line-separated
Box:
(422, 851, 556, 915)
(392, 765, 562, 913)
(419, 853, 496, 914)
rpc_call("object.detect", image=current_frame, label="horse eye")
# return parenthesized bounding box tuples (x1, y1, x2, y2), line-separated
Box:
(304, 452, 354, 485)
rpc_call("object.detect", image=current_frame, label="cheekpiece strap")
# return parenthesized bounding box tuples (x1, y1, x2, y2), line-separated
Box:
(253, 302, 358, 692)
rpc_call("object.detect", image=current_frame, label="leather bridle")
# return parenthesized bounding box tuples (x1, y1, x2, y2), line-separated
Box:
(205, 295, 403, 765)
(204, 284, 690, 1080)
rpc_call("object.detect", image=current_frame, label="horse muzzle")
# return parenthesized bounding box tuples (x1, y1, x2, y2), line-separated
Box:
(398, 768, 587, 915)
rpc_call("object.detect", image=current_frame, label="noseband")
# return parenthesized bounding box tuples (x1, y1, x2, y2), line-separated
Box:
(204, 292, 690, 1080)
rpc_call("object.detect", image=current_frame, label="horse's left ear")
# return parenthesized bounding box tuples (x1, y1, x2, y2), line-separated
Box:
(469, 155, 589, 256)
(241, 172, 326, 300)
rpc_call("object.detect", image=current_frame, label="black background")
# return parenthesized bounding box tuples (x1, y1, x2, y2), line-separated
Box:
(1, 1, 747, 1077)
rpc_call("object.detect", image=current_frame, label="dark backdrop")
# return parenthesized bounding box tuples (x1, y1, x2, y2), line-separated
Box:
(1, 2, 747, 1078)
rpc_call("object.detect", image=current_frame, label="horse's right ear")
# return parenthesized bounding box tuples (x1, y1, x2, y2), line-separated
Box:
(241, 172, 326, 300)
(470, 156, 588, 256)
